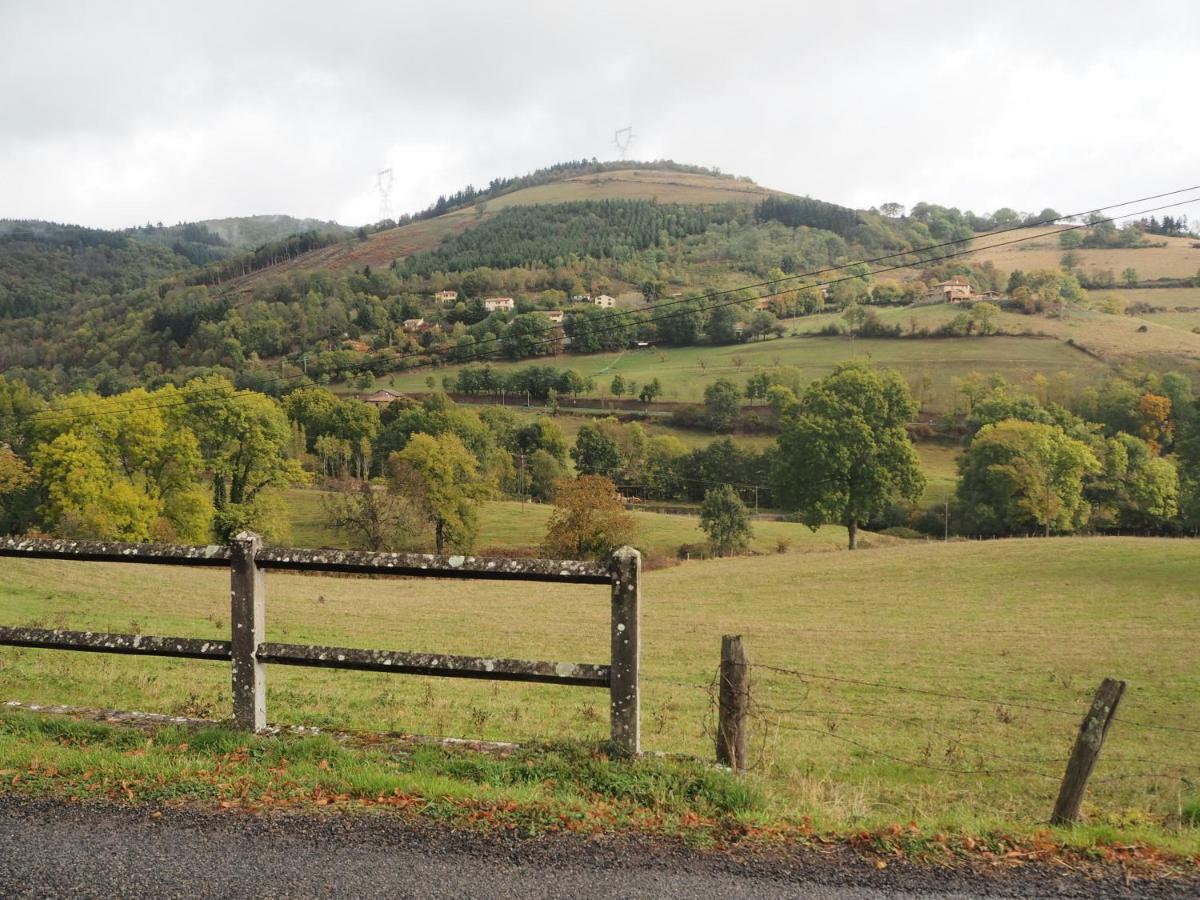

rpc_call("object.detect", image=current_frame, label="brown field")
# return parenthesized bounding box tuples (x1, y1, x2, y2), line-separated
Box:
(968, 226, 1200, 282)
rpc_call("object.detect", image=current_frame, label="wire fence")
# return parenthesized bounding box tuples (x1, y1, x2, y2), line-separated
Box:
(655, 653, 1198, 823)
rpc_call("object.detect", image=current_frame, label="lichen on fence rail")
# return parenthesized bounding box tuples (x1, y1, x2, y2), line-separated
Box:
(0, 537, 611, 584)
(0, 626, 231, 660)
(258, 642, 610, 687)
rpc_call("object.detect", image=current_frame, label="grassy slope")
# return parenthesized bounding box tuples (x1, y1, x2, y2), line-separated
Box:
(969, 226, 1200, 281)
(792, 302, 1200, 368)
(375, 334, 1111, 412)
(0, 537, 1196, 849)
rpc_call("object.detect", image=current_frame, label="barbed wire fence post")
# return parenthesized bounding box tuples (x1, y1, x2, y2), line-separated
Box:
(716, 635, 750, 772)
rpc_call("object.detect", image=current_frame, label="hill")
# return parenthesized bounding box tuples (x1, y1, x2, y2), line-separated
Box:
(216, 167, 782, 291)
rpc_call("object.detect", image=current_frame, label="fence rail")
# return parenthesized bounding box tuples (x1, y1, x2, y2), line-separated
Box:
(0, 533, 641, 752)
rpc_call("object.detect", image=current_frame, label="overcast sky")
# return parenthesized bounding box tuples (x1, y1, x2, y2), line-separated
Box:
(2, 0, 1197, 230)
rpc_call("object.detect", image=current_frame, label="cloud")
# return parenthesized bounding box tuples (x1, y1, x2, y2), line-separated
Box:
(2, 0, 1198, 228)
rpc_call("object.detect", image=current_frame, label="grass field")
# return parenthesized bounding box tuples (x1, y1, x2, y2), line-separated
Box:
(791, 302, 1200, 368)
(1, 537, 1197, 850)
(374, 334, 1111, 413)
(969, 226, 1200, 282)
(284, 490, 856, 556)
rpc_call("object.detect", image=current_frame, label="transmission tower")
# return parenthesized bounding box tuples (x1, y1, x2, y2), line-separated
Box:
(613, 126, 635, 160)
(376, 168, 394, 222)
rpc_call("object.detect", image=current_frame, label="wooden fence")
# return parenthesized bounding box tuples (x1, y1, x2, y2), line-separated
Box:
(0, 533, 642, 754)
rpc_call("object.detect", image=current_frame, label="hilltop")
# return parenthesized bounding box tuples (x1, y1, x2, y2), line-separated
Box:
(216, 166, 782, 291)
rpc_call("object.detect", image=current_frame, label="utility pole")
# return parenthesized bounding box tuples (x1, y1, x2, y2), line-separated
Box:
(944, 499, 950, 541)
(518, 452, 527, 507)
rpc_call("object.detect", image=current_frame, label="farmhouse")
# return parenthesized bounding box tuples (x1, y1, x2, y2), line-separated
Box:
(434, 290, 458, 303)
(593, 294, 617, 308)
(927, 276, 974, 304)
(362, 389, 405, 408)
(546, 309, 565, 324)
(402, 318, 425, 332)
(484, 297, 515, 312)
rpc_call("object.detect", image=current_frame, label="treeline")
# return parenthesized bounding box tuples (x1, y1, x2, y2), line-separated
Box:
(401, 200, 739, 276)
(185, 229, 344, 286)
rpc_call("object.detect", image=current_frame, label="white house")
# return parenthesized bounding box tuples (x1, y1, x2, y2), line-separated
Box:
(434, 290, 458, 303)
(593, 294, 616, 309)
(546, 309, 565, 324)
(402, 318, 425, 332)
(484, 297, 515, 312)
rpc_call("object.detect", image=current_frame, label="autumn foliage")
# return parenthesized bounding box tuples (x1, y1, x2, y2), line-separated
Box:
(542, 475, 637, 560)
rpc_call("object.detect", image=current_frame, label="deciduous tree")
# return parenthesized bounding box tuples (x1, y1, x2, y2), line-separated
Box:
(543, 475, 637, 559)
(773, 363, 925, 549)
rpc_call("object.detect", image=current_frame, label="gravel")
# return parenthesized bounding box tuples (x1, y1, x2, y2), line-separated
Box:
(0, 796, 1195, 899)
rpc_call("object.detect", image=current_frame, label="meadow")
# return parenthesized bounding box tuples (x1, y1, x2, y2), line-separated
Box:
(968, 226, 1200, 281)
(1, 537, 1196, 850)
(283, 490, 856, 556)
(375, 334, 1111, 413)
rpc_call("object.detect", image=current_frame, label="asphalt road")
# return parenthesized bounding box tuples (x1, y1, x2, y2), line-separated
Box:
(0, 797, 1194, 899)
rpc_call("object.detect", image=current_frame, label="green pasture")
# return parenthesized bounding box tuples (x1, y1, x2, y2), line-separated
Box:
(0, 537, 1196, 851)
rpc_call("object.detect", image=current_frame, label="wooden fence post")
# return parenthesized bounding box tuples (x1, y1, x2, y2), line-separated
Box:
(229, 531, 266, 731)
(609, 546, 641, 756)
(1050, 677, 1126, 825)
(716, 635, 750, 771)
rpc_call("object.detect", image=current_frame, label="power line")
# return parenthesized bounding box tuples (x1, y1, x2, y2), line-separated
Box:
(25, 190, 1200, 428)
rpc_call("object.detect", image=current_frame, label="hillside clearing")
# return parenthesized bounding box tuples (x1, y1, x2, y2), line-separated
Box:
(372, 334, 1111, 412)
(969, 226, 1200, 281)
(0, 537, 1196, 851)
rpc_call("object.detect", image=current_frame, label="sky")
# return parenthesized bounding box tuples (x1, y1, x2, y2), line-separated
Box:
(2, 0, 1198, 230)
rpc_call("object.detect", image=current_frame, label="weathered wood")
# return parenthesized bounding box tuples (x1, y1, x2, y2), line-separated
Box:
(230, 532, 266, 732)
(1050, 677, 1127, 825)
(716, 634, 750, 772)
(258, 642, 610, 687)
(0, 627, 230, 660)
(0, 536, 230, 567)
(255, 547, 610, 584)
(609, 546, 641, 755)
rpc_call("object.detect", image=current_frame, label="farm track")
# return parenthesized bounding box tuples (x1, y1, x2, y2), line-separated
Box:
(0, 796, 1194, 899)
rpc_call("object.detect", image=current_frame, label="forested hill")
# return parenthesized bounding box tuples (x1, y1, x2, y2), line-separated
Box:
(0, 162, 1042, 396)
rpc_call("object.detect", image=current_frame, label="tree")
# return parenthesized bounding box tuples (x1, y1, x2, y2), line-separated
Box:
(610, 374, 626, 400)
(1138, 393, 1173, 454)
(639, 378, 663, 404)
(703, 378, 742, 432)
(957, 419, 1100, 536)
(543, 475, 637, 559)
(1122, 267, 1138, 286)
(322, 481, 422, 551)
(773, 363, 925, 549)
(513, 417, 568, 463)
(970, 301, 999, 335)
(700, 484, 752, 556)
(29, 387, 214, 542)
(180, 377, 306, 539)
(389, 432, 486, 554)
(527, 449, 565, 502)
(570, 424, 623, 477)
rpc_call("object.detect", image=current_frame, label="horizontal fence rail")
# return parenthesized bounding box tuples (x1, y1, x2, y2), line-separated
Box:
(0, 537, 611, 585)
(0, 533, 641, 752)
(257, 643, 611, 687)
(0, 627, 231, 661)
